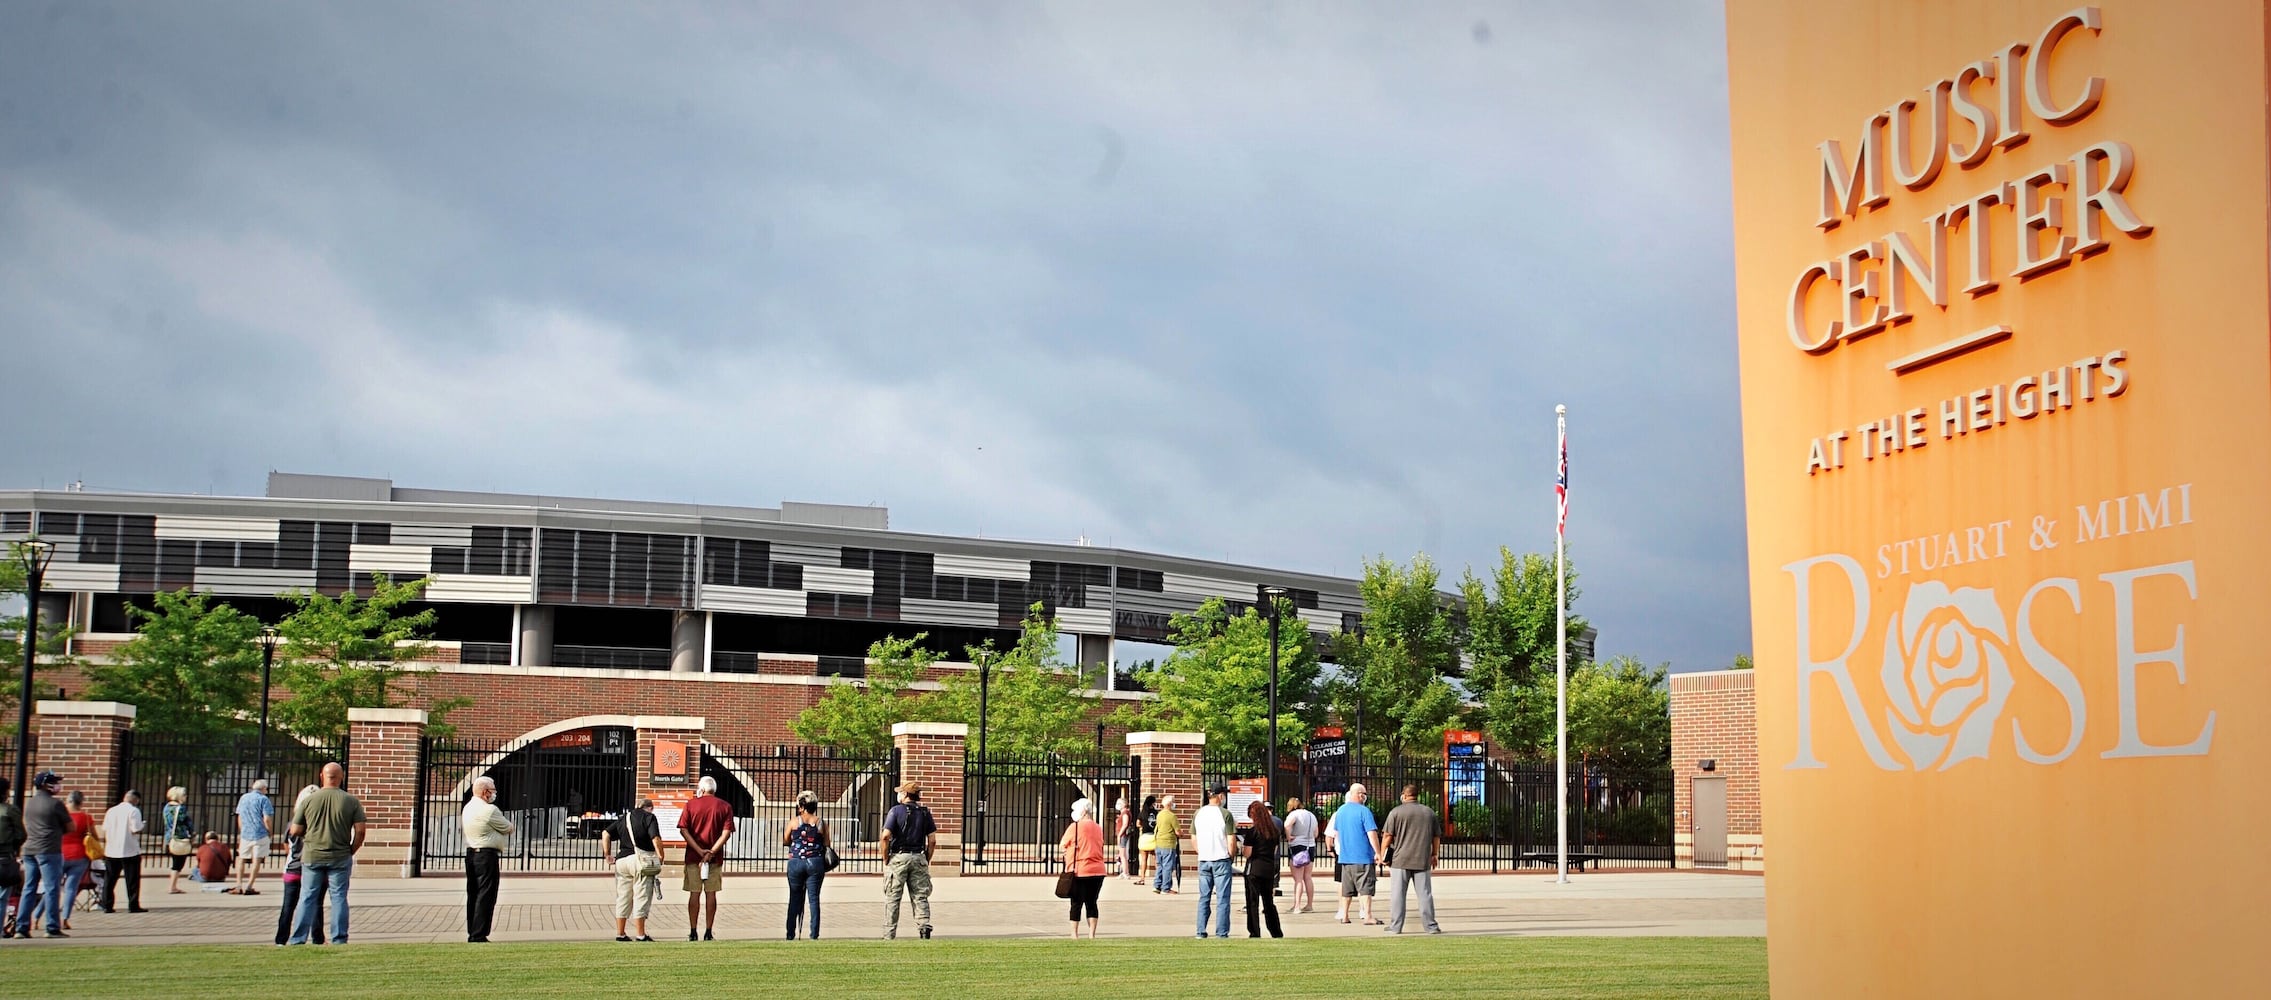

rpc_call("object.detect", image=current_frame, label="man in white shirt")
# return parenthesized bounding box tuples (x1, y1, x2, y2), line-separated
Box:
(98, 789, 147, 913)
(1282, 796, 1320, 913)
(1191, 784, 1236, 939)
(459, 776, 514, 943)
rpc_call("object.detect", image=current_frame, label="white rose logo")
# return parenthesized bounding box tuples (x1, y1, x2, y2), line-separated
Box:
(1880, 581, 2014, 771)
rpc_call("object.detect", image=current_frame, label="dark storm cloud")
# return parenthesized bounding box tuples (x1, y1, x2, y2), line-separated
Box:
(0, 0, 1748, 670)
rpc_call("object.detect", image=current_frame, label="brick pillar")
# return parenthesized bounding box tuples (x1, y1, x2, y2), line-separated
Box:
(33, 701, 135, 828)
(346, 707, 426, 877)
(633, 715, 705, 805)
(891, 722, 966, 849)
(1128, 730, 1205, 857)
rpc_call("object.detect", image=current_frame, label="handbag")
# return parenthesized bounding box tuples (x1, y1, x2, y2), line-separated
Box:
(1138, 832, 1156, 852)
(627, 813, 662, 878)
(165, 804, 192, 856)
(1054, 870, 1077, 899)
(1291, 846, 1312, 868)
(84, 831, 105, 862)
(824, 845, 842, 872)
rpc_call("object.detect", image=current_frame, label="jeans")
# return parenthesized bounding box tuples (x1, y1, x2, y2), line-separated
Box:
(1386, 868, 1440, 933)
(275, 877, 325, 945)
(1194, 859, 1233, 938)
(18, 853, 63, 934)
(1152, 847, 1178, 892)
(60, 859, 90, 916)
(290, 857, 353, 944)
(786, 856, 825, 939)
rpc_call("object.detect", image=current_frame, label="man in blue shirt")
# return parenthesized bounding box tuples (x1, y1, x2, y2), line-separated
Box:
(234, 779, 275, 895)
(1326, 783, 1381, 925)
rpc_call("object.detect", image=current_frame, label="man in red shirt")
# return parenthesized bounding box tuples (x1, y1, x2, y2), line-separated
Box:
(678, 776, 736, 941)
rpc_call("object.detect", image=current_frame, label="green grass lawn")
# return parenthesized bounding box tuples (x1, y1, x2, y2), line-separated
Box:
(12, 937, 1764, 999)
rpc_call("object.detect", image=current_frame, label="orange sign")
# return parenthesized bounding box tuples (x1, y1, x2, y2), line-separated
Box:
(1728, 2, 2268, 995)
(650, 739, 689, 786)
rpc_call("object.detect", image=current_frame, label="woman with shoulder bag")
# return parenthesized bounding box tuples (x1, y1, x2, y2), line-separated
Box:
(601, 798, 663, 942)
(162, 787, 195, 895)
(782, 790, 832, 940)
(59, 791, 95, 928)
(1056, 798, 1107, 939)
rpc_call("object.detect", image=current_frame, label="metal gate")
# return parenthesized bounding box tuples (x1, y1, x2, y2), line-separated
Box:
(414, 727, 636, 875)
(122, 732, 344, 873)
(962, 749, 1133, 874)
(701, 743, 896, 874)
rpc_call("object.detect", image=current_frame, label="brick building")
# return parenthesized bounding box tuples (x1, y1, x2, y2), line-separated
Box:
(1669, 668, 1763, 871)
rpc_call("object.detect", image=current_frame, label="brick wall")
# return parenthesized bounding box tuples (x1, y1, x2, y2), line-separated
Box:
(1669, 669, 1763, 872)
(30, 701, 135, 829)
(345, 708, 426, 875)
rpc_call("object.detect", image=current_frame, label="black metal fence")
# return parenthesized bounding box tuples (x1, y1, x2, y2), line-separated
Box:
(1203, 752, 1673, 871)
(123, 732, 345, 871)
(1, 732, 32, 796)
(415, 728, 636, 874)
(963, 749, 1134, 874)
(700, 743, 896, 874)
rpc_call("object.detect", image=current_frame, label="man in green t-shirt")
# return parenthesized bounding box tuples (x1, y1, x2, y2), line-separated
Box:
(285, 762, 366, 945)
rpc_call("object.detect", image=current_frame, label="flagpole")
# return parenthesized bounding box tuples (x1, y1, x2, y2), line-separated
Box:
(1555, 403, 1569, 885)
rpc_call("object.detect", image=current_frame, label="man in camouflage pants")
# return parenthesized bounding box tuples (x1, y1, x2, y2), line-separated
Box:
(880, 781, 937, 939)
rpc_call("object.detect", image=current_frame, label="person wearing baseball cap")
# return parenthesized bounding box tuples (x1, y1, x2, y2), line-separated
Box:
(16, 771, 69, 937)
(879, 780, 936, 940)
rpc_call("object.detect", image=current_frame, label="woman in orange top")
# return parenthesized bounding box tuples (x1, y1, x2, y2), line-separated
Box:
(1057, 797, 1107, 939)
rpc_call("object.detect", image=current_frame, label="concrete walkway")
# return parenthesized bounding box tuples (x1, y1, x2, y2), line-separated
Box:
(13, 871, 1762, 946)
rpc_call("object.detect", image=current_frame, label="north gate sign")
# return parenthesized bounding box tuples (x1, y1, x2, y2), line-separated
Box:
(1727, 2, 2268, 996)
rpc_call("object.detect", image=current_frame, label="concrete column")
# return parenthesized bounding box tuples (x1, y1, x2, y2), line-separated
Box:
(670, 610, 703, 673)
(517, 605, 554, 667)
(1077, 634, 1111, 672)
(345, 707, 426, 877)
(1128, 730, 1206, 859)
(33, 701, 135, 829)
(891, 721, 967, 846)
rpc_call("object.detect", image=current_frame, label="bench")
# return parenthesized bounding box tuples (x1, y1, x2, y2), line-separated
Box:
(1516, 851, 1604, 872)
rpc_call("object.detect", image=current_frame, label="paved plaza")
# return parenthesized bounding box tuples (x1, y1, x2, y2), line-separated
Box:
(17, 871, 1762, 946)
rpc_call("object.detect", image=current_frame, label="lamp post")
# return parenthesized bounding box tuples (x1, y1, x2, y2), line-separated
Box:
(975, 647, 991, 865)
(12, 537, 55, 812)
(1261, 585, 1287, 811)
(254, 625, 280, 787)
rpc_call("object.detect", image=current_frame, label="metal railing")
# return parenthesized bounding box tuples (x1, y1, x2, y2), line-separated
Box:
(415, 730, 637, 874)
(701, 743, 896, 873)
(123, 733, 345, 870)
(962, 749, 1133, 874)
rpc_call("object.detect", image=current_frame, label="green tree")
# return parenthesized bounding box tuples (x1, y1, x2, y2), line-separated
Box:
(1111, 596, 1319, 759)
(1327, 555, 1462, 761)
(931, 604, 1090, 757)
(271, 575, 469, 743)
(1, 543, 75, 736)
(790, 633, 942, 757)
(1731, 653, 1754, 671)
(84, 589, 264, 743)
(1459, 547, 1588, 698)
(1484, 654, 1671, 768)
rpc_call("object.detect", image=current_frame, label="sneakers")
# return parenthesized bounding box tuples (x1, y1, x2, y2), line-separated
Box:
(918, 926, 932, 939)
(703, 930, 714, 942)
(688, 930, 699, 942)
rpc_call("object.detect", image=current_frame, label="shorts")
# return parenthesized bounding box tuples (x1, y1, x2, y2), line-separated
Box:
(682, 860, 724, 893)
(1337, 863, 1376, 897)
(241, 837, 273, 858)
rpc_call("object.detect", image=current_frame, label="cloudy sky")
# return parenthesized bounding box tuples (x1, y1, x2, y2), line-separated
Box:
(0, 1, 1744, 671)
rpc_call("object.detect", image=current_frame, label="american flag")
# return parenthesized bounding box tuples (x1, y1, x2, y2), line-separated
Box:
(1555, 420, 1569, 538)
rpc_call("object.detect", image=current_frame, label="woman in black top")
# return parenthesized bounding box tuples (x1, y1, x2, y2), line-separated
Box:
(1242, 798, 1285, 939)
(602, 799, 663, 942)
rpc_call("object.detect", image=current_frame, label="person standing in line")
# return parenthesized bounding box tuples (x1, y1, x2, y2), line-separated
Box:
(782, 791, 830, 940)
(0, 778, 23, 936)
(1326, 783, 1382, 926)
(1132, 794, 1157, 886)
(1282, 796, 1320, 914)
(233, 779, 275, 895)
(1057, 797, 1106, 939)
(274, 785, 324, 946)
(57, 790, 94, 927)
(1242, 799, 1285, 938)
(98, 789, 146, 913)
(679, 776, 734, 942)
(601, 798, 663, 943)
(286, 762, 366, 945)
(1191, 784, 1235, 939)
(1112, 797, 1135, 881)
(160, 787, 194, 895)
(1378, 784, 1444, 935)
(16, 771, 69, 937)
(460, 776, 513, 943)
(1150, 793, 1181, 894)
(879, 780, 937, 940)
